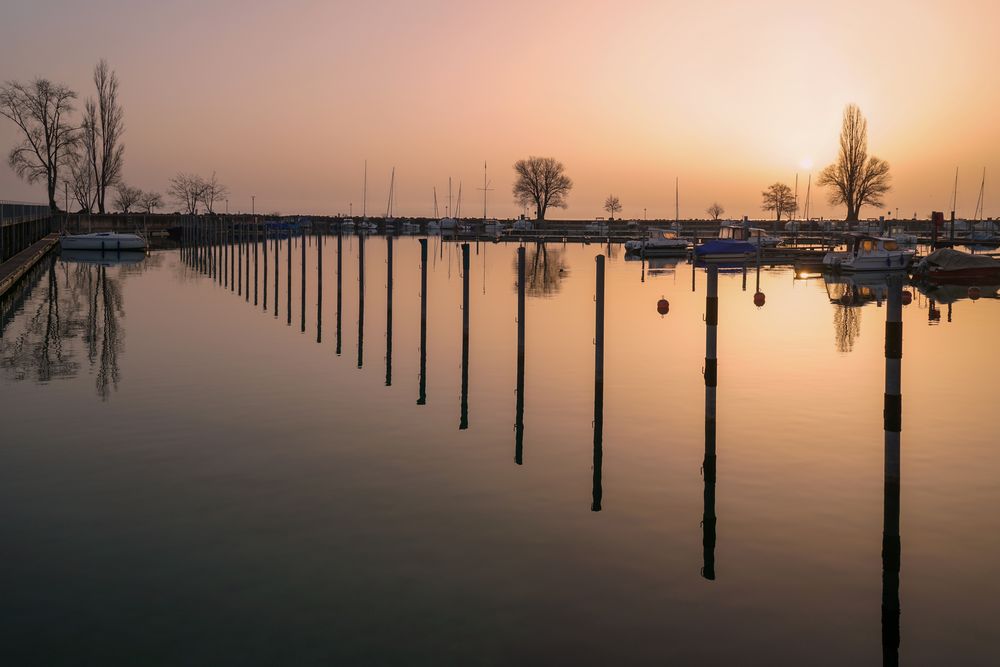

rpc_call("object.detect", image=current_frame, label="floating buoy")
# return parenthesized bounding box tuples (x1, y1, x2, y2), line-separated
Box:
(968, 286, 981, 301)
(657, 297, 670, 316)
(901, 290, 912, 305)
(753, 291, 766, 308)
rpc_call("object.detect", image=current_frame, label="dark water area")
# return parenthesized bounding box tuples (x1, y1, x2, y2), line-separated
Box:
(2, 234, 999, 665)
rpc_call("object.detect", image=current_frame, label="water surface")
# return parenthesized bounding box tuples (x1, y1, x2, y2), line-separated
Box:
(2, 235, 998, 665)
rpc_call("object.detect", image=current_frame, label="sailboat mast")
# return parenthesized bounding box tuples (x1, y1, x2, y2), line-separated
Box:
(793, 173, 799, 220)
(952, 166, 959, 216)
(386, 167, 395, 218)
(975, 167, 985, 221)
(483, 161, 487, 221)
(433, 187, 439, 218)
(675, 177, 679, 222)
(804, 174, 811, 221)
(456, 182, 462, 219)
(363, 160, 367, 219)
(448, 177, 452, 218)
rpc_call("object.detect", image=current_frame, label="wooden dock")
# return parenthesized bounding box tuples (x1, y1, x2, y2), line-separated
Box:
(0, 233, 59, 298)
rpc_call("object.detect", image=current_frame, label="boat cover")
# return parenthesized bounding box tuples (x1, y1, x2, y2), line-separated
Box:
(920, 248, 1000, 270)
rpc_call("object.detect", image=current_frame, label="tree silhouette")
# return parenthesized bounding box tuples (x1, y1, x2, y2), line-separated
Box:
(513, 157, 572, 221)
(761, 183, 796, 222)
(604, 195, 622, 221)
(706, 202, 725, 221)
(818, 104, 891, 222)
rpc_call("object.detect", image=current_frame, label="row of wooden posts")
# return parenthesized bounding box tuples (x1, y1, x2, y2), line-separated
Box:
(179, 221, 903, 662)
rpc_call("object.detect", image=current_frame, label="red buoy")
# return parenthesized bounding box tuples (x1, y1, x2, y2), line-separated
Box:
(901, 290, 912, 305)
(657, 297, 670, 316)
(968, 286, 981, 301)
(753, 291, 766, 308)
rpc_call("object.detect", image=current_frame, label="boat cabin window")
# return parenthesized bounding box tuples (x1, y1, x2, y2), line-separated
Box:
(860, 239, 875, 252)
(884, 240, 899, 251)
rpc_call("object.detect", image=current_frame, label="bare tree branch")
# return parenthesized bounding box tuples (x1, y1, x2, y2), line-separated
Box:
(512, 156, 572, 221)
(817, 104, 891, 222)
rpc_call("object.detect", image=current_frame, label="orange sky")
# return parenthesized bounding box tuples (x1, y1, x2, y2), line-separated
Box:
(2, 0, 998, 219)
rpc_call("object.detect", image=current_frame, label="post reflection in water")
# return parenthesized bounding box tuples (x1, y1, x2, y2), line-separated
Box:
(460, 243, 470, 430)
(254, 222, 259, 306)
(882, 274, 903, 666)
(514, 246, 526, 465)
(262, 224, 268, 311)
(245, 222, 250, 304)
(300, 229, 306, 332)
(417, 238, 427, 405)
(336, 231, 342, 356)
(316, 228, 322, 344)
(385, 236, 393, 386)
(286, 232, 292, 326)
(592, 254, 605, 512)
(357, 233, 365, 369)
(273, 232, 279, 318)
(702, 264, 718, 581)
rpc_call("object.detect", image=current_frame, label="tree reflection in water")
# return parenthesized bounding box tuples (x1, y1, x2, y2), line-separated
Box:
(513, 243, 568, 297)
(0, 254, 128, 399)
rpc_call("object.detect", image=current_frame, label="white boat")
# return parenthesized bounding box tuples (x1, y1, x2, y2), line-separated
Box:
(484, 219, 505, 235)
(401, 222, 421, 234)
(624, 229, 689, 256)
(748, 228, 781, 248)
(822, 234, 914, 272)
(60, 232, 147, 251)
(892, 232, 918, 245)
(340, 218, 356, 231)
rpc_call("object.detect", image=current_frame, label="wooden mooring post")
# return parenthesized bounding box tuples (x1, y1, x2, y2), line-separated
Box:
(702, 264, 719, 581)
(592, 254, 605, 511)
(515, 245, 526, 465)
(882, 274, 903, 666)
(460, 243, 470, 430)
(418, 237, 427, 405)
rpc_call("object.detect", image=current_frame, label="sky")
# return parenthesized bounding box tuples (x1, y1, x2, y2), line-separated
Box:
(1, 0, 998, 220)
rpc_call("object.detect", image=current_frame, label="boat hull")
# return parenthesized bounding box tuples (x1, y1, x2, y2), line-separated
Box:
(695, 239, 756, 258)
(60, 234, 147, 251)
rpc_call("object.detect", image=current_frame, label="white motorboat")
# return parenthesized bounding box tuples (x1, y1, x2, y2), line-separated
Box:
(484, 219, 505, 235)
(748, 228, 781, 248)
(340, 218, 356, 231)
(822, 234, 914, 272)
(625, 229, 689, 256)
(60, 232, 147, 251)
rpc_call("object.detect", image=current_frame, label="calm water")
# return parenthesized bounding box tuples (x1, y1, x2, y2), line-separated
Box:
(2, 234, 998, 665)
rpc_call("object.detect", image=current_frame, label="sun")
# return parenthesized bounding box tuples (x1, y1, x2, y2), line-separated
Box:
(799, 157, 814, 171)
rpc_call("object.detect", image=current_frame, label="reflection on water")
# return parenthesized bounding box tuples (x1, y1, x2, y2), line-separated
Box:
(1, 253, 128, 399)
(3, 234, 1000, 664)
(517, 242, 567, 297)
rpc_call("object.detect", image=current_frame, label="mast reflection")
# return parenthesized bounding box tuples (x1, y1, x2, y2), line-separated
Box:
(702, 264, 718, 580)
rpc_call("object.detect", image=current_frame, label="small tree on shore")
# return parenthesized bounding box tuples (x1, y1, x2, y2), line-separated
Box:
(604, 195, 622, 220)
(817, 104, 891, 222)
(706, 202, 725, 221)
(761, 183, 797, 222)
(139, 191, 163, 214)
(512, 156, 572, 221)
(200, 172, 228, 214)
(168, 173, 205, 214)
(113, 182, 142, 213)
(0, 79, 79, 211)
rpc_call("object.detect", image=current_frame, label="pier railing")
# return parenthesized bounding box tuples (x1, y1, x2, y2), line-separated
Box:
(0, 201, 55, 263)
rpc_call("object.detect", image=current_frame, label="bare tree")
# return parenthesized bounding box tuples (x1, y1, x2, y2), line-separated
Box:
(817, 104, 891, 222)
(513, 157, 572, 221)
(0, 79, 78, 211)
(200, 171, 229, 214)
(761, 183, 797, 222)
(113, 183, 143, 213)
(64, 146, 97, 212)
(89, 59, 125, 214)
(139, 191, 163, 214)
(603, 194, 622, 221)
(706, 202, 725, 221)
(167, 173, 206, 214)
